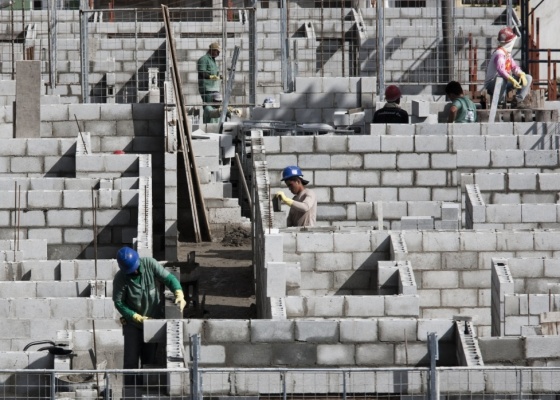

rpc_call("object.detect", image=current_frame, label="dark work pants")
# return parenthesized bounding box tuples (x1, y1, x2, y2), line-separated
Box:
(123, 323, 158, 386)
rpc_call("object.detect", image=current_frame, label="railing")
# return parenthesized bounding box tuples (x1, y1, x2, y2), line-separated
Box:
(5, 365, 560, 399)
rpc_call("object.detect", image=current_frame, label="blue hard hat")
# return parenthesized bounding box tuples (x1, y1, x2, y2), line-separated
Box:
(116, 247, 140, 274)
(281, 166, 309, 185)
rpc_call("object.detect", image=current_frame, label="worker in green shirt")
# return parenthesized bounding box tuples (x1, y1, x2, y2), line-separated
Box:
(197, 42, 222, 103)
(112, 247, 186, 385)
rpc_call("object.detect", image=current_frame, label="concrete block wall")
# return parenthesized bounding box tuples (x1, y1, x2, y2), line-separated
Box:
(261, 131, 560, 229)
(465, 180, 560, 230)
(0, 184, 139, 260)
(176, 318, 458, 368)
(491, 256, 560, 337)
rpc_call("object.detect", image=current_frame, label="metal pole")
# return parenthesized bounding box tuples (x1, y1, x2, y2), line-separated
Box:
(190, 334, 201, 400)
(10, 1, 14, 80)
(52, 0, 58, 88)
(506, 0, 513, 27)
(442, 0, 454, 82)
(248, 1, 257, 107)
(428, 332, 439, 400)
(50, 370, 56, 400)
(280, 0, 288, 92)
(135, 8, 139, 103)
(376, 0, 384, 100)
(79, 5, 89, 103)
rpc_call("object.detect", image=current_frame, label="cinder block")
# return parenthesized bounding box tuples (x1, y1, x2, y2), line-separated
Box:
(317, 344, 354, 365)
(474, 172, 505, 191)
(306, 296, 344, 317)
(205, 320, 250, 343)
(508, 173, 537, 191)
(378, 319, 417, 342)
(422, 270, 458, 289)
(490, 150, 524, 167)
(385, 295, 419, 317)
(415, 135, 448, 152)
(339, 319, 378, 342)
(486, 204, 521, 223)
(296, 232, 333, 253)
(334, 232, 371, 252)
(456, 150, 490, 167)
(348, 135, 381, 152)
(522, 204, 557, 223)
(345, 296, 385, 317)
(251, 320, 293, 342)
(200, 345, 226, 364)
(315, 136, 347, 152)
(348, 170, 380, 186)
(381, 136, 414, 152)
(355, 343, 395, 365)
(460, 231, 497, 251)
(295, 320, 338, 343)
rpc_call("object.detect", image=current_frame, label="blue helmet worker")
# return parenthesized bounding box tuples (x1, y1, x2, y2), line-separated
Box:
(275, 166, 317, 227)
(112, 247, 187, 385)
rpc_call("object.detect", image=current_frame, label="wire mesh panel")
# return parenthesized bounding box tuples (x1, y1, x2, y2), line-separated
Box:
(81, 8, 167, 104)
(198, 368, 429, 399)
(438, 367, 560, 397)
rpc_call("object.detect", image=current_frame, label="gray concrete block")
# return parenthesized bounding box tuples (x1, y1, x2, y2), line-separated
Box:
(205, 320, 250, 343)
(317, 344, 355, 365)
(381, 135, 414, 152)
(355, 343, 395, 365)
(522, 204, 557, 223)
(251, 320, 294, 342)
(486, 204, 521, 223)
(339, 319, 378, 343)
(295, 320, 338, 342)
(348, 135, 380, 152)
(456, 150, 490, 167)
(490, 150, 524, 167)
(378, 319, 417, 342)
(296, 232, 334, 253)
(345, 296, 385, 317)
(306, 296, 344, 317)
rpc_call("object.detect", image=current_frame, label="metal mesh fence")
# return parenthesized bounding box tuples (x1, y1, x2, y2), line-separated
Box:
(0, 2, 518, 103)
(3, 367, 560, 399)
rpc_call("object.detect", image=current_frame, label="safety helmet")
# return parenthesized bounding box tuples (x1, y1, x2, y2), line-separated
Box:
(209, 42, 221, 51)
(212, 92, 223, 102)
(281, 166, 309, 185)
(116, 247, 140, 274)
(384, 85, 402, 102)
(498, 27, 516, 44)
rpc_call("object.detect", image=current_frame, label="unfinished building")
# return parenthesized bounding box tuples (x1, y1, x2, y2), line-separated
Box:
(1, 0, 560, 399)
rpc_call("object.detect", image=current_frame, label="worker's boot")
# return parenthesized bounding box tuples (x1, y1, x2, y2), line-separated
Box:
(512, 93, 533, 109)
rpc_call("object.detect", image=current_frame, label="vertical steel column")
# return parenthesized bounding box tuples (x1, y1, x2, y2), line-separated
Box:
(442, 0, 454, 83)
(248, 1, 257, 107)
(506, 0, 513, 27)
(376, 0, 384, 100)
(80, 2, 89, 103)
(49, 0, 57, 90)
(190, 334, 202, 400)
(135, 8, 139, 103)
(520, 0, 529, 72)
(428, 332, 439, 400)
(280, 0, 289, 92)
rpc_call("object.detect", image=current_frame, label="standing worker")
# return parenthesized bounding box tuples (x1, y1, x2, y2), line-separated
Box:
(197, 42, 222, 103)
(445, 81, 477, 123)
(483, 27, 532, 108)
(372, 85, 409, 124)
(112, 247, 186, 385)
(276, 166, 317, 227)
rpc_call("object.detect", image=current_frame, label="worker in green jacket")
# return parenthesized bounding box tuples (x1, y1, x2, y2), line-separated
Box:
(197, 42, 222, 103)
(112, 247, 186, 385)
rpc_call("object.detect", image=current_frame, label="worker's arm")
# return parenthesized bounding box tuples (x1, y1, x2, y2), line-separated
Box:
(112, 274, 136, 321)
(447, 105, 459, 123)
(290, 190, 317, 213)
(145, 258, 186, 312)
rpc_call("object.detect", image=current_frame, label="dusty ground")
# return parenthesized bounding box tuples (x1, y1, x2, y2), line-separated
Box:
(177, 227, 256, 319)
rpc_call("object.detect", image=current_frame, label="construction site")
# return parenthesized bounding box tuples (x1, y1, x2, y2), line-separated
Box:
(2, 0, 560, 398)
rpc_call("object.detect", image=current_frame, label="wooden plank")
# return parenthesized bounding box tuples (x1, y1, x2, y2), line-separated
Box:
(162, 5, 212, 242)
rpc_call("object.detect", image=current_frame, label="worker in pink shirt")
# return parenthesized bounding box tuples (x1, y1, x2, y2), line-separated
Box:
(484, 27, 532, 108)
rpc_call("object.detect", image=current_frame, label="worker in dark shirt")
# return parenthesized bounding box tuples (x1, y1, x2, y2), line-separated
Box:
(372, 85, 409, 124)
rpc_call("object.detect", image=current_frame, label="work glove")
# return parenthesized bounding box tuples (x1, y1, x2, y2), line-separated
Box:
(275, 191, 293, 207)
(227, 107, 241, 117)
(132, 313, 149, 324)
(519, 73, 528, 87)
(507, 75, 522, 90)
(174, 290, 187, 313)
(208, 75, 220, 80)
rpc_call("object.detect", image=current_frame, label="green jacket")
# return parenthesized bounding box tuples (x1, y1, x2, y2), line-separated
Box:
(452, 96, 477, 123)
(197, 52, 220, 96)
(113, 257, 182, 328)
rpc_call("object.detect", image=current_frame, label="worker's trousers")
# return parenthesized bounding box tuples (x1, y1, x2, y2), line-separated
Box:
(123, 323, 158, 386)
(485, 74, 533, 102)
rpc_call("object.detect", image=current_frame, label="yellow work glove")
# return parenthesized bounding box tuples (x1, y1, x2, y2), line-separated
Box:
(507, 75, 522, 90)
(227, 106, 241, 116)
(275, 191, 293, 207)
(519, 73, 528, 87)
(132, 313, 149, 324)
(208, 75, 220, 80)
(174, 290, 187, 313)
